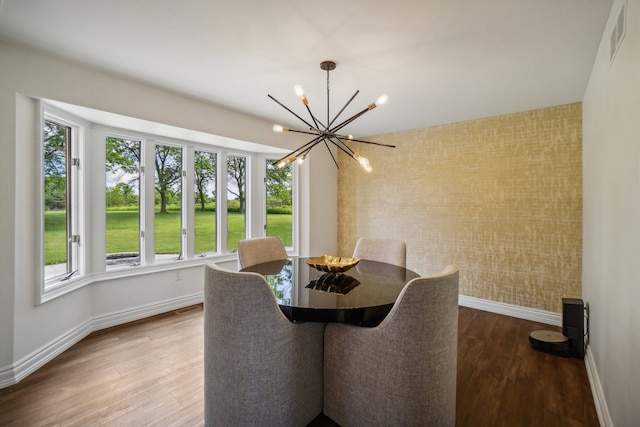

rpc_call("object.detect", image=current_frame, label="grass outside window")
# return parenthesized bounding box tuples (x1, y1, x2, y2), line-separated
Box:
(44, 210, 292, 265)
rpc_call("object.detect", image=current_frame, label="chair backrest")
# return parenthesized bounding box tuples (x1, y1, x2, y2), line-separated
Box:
(352, 237, 406, 268)
(322, 264, 459, 426)
(380, 264, 459, 331)
(204, 263, 324, 426)
(376, 264, 459, 425)
(237, 236, 287, 269)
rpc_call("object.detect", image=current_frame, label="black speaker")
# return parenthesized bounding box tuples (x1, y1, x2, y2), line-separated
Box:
(562, 298, 584, 359)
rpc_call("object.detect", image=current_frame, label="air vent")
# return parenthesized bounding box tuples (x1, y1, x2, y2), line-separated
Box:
(610, 1, 626, 63)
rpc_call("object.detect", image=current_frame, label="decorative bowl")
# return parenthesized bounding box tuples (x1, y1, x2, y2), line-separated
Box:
(306, 254, 360, 273)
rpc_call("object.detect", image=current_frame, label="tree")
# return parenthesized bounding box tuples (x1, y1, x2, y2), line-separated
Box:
(227, 156, 246, 213)
(106, 182, 137, 207)
(266, 162, 292, 207)
(154, 145, 182, 214)
(106, 137, 140, 175)
(44, 175, 67, 210)
(106, 137, 140, 208)
(43, 120, 68, 210)
(106, 138, 182, 214)
(194, 151, 216, 211)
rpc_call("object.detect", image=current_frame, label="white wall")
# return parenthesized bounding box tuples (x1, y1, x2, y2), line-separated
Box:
(0, 40, 337, 384)
(582, 0, 640, 425)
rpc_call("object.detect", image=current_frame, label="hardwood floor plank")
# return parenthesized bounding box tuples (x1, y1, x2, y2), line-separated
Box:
(455, 307, 598, 427)
(0, 304, 599, 426)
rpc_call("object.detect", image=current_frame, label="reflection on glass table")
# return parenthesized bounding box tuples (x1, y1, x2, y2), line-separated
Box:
(241, 257, 420, 326)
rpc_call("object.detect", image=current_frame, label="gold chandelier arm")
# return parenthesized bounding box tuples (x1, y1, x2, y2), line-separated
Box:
(273, 135, 325, 166)
(328, 90, 359, 129)
(328, 136, 373, 172)
(303, 103, 325, 130)
(310, 128, 396, 149)
(328, 107, 370, 134)
(322, 139, 339, 168)
(336, 136, 396, 148)
(329, 136, 355, 156)
(268, 94, 315, 130)
(288, 128, 322, 137)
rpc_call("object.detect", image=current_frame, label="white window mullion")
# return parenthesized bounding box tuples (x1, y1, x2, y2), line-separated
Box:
(218, 153, 229, 253)
(142, 139, 155, 265)
(70, 124, 84, 277)
(183, 147, 194, 260)
(291, 162, 299, 254)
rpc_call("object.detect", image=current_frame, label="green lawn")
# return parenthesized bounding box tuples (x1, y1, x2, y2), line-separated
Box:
(44, 210, 292, 265)
(44, 210, 68, 265)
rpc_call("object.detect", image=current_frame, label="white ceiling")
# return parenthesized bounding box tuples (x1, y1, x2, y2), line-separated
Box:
(0, 0, 611, 137)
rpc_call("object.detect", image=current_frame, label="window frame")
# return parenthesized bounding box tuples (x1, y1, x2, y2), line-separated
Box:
(37, 105, 86, 303)
(263, 157, 297, 250)
(224, 152, 250, 253)
(191, 147, 219, 258)
(35, 100, 294, 304)
(104, 134, 143, 270)
(151, 140, 186, 264)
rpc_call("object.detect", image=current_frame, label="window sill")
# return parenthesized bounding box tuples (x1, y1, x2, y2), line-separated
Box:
(37, 253, 238, 305)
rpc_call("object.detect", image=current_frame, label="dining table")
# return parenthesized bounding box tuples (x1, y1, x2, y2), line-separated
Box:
(240, 256, 420, 326)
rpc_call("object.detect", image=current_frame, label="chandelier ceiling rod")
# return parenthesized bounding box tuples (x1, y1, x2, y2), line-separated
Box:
(268, 60, 395, 172)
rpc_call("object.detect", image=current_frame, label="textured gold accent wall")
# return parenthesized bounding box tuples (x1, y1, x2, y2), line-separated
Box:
(337, 103, 582, 313)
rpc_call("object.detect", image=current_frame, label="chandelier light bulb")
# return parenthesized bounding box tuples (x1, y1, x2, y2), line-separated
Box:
(277, 154, 297, 169)
(368, 94, 389, 110)
(273, 124, 289, 133)
(376, 94, 389, 106)
(346, 134, 354, 140)
(297, 154, 306, 165)
(294, 84, 308, 105)
(354, 153, 373, 172)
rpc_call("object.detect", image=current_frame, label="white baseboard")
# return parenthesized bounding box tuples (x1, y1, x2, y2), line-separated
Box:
(585, 346, 613, 427)
(0, 318, 94, 389)
(0, 292, 204, 390)
(459, 295, 562, 326)
(91, 292, 204, 331)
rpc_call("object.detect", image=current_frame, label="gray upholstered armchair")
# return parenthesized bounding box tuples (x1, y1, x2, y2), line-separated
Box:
(204, 262, 324, 426)
(323, 265, 459, 427)
(352, 237, 407, 268)
(237, 236, 288, 269)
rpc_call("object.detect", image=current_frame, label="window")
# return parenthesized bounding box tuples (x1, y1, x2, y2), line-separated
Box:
(226, 155, 247, 251)
(154, 144, 183, 262)
(194, 150, 217, 255)
(265, 160, 293, 247)
(43, 117, 81, 284)
(38, 100, 297, 302)
(105, 137, 141, 268)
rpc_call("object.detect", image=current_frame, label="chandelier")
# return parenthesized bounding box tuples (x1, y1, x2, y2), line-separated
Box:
(268, 60, 395, 172)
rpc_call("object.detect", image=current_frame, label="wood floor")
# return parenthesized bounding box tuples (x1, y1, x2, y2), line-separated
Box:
(0, 305, 599, 426)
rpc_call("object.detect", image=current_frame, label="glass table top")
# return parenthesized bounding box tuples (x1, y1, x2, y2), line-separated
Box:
(241, 257, 420, 326)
